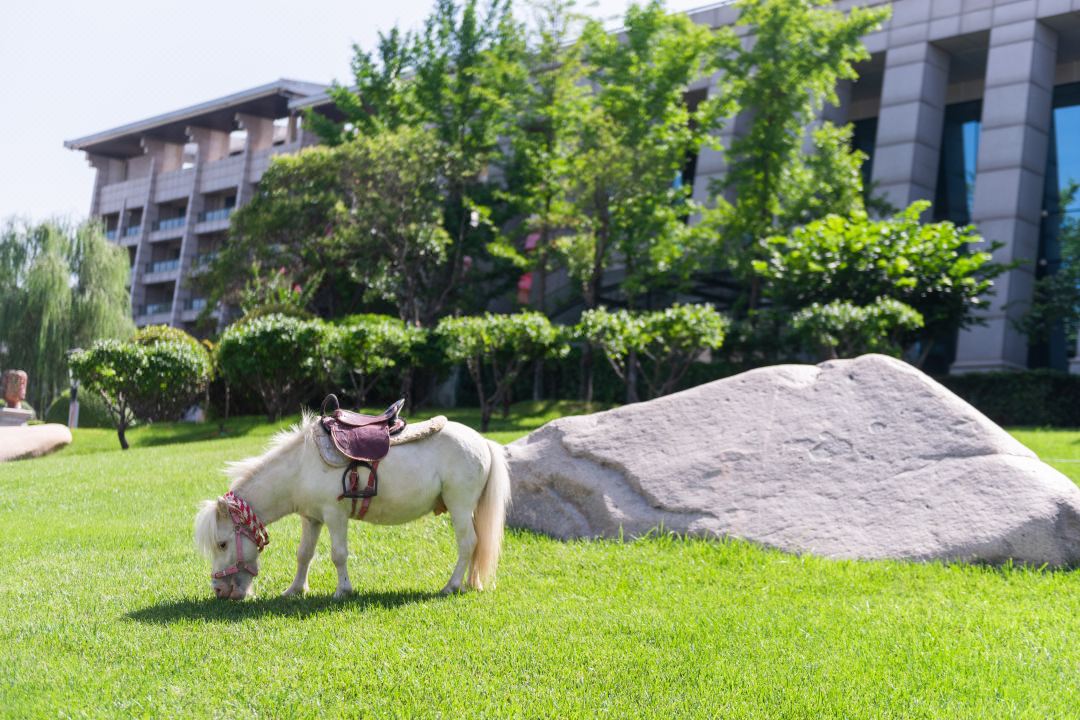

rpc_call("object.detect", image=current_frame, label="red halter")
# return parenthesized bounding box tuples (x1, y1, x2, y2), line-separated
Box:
(211, 491, 270, 580)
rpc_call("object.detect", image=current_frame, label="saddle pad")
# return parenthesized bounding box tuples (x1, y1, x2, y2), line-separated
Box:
(317, 415, 448, 468)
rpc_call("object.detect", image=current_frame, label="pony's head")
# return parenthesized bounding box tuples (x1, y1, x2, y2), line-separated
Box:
(194, 497, 261, 600)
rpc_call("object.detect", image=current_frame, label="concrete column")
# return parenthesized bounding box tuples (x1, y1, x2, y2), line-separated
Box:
(691, 73, 733, 207)
(1070, 338, 1080, 375)
(129, 156, 158, 320)
(170, 139, 205, 328)
(953, 19, 1058, 373)
(871, 41, 950, 209)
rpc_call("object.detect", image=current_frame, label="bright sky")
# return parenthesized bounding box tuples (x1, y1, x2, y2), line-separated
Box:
(0, 0, 718, 223)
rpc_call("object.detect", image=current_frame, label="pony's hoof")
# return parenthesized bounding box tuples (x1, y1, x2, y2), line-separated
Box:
(440, 584, 464, 596)
(281, 585, 308, 598)
(333, 588, 353, 600)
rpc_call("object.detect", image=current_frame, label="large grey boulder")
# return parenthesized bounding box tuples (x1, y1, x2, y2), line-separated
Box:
(506, 354, 1080, 567)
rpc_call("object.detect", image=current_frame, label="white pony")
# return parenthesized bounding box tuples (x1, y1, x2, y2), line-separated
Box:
(194, 412, 510, 600)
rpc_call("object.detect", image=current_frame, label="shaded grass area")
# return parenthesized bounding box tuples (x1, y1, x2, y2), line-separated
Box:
(2, 409, 1079, 717)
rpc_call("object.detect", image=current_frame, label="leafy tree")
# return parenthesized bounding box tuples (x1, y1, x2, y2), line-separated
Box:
(578, 304, 727, 401)
(495, 0, 590, 314)
(331, 314, 426, 404)
(0, 219, 132, 410)
(753, 202, 1006, 366)
(216, 314, 332, 422)
(1021, 183, 1080, 360)
(554, 1, 732, 310)
(790, 298, 924, 360)
(705, 0, 890, 308)
(311, 0, 528, 319)
(436, 312, 568, 430)
(69, 334, 212, 450)
(217, 127, 455, 326)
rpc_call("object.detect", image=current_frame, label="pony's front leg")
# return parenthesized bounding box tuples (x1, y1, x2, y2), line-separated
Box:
(326, 513, 354, 599)
(282, 515, 322, 597)
(442, 506, 477, 595)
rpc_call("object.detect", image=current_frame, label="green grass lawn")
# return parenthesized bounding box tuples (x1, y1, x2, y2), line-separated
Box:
(2, 405, 1079, 718)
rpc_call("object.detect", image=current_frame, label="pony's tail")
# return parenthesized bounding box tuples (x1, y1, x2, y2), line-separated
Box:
(468, 440, 511, 591)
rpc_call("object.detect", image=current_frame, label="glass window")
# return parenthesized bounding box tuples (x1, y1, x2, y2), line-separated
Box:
(933, 100, 981, 225)
(1033, 83, 1080, 369)
(850, 117, 878, 195)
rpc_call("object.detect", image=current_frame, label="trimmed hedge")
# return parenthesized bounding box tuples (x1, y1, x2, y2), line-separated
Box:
(939, 370, 1080, 428)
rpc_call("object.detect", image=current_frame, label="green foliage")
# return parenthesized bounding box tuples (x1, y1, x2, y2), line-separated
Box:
(0, 219, 132, 411)
(552, 1, 731, 307)
(754, 202, 1006, 365)
(578, 304, 727, 399)
(1020, 183, 1080, 353)
(941, 370, 1080, 428)
(238, 266, 322, 320)
(436, 311, 568, 429)
(705, 0, 889, 302)
(133, 324, 205, 352)
(216, 314, 331, 421)
(790, 298, 924, 360)
(305, 0, 527, 319)
(220, 128, 453, 325)
(44, 389, 114, 429)
(331, 314, 426, 403)
(68, 336, 212, 449)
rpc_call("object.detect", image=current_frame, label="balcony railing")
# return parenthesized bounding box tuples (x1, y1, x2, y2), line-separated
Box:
(145, 259, 181, 274)
(140, 302, 173, 316)
(184, 298, 208, 312)
(152, 216, 187, 232)
(198, 207, 233, 223)
(124, 224, 142, 237)
(105, 229, 118, 240)
(194, 252, 217, 267)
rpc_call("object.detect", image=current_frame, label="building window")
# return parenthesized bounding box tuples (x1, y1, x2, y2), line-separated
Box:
(850, 117, 878, 195)
(1033, 82, 1080, 369)
(933, 101, 982, 225)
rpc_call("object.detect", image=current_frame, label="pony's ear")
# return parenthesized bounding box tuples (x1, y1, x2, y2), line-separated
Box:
(216, 497, 230, 518)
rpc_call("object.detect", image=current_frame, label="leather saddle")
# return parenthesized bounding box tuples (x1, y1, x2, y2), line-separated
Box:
(319, 394, 406, 507)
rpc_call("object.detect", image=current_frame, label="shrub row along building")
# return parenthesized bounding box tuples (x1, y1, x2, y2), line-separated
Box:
(66, 0, 1080, 374)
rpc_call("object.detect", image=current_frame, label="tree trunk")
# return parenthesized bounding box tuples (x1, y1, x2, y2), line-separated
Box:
(532, 358, 544, 402)
(117, 424, 129, 451)
(625, 350, 640, 403)
(581, 344, 595, 403)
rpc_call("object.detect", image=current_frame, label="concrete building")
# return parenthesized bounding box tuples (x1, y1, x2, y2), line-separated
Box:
(64, 80, 330, 334)
(67, 1, 1080, 372)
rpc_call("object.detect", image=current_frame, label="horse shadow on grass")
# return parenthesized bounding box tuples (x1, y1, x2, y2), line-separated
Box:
(126, 589, 441, 624)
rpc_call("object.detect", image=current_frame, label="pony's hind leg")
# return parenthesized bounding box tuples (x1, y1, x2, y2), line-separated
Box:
(441, 505, 478, 595)
(283, 515, 322, 597)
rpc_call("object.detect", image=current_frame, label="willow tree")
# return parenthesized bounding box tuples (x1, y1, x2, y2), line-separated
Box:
(0, 219, 132, 411)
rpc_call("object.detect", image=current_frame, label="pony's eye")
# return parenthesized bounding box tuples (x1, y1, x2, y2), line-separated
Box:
(218, 541, 227, 550)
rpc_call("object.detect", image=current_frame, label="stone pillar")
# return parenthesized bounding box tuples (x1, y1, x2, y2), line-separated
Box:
(953, 20, 1058, 373)
(871, 41, 950, 209)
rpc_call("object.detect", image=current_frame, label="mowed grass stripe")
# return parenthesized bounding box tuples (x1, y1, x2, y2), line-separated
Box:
(1, 405, 1078, 718)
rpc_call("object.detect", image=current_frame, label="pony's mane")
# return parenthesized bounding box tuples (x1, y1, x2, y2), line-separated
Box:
(224, 411, 318, 490)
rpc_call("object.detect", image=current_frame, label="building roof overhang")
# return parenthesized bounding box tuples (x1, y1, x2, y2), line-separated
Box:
(64, 79, 328, 158)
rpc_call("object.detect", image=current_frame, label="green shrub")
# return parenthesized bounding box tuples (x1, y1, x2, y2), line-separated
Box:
(69, 338, 213, 449)
(790, 298, 924, 360)
(45, 390, 113, 428)
(939, 370, 1080, 428)
(216, 314, 331, 421)
(436, 312, 568, 431)
(577, 304, 728, 401)
(331, 314, 426, 405)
